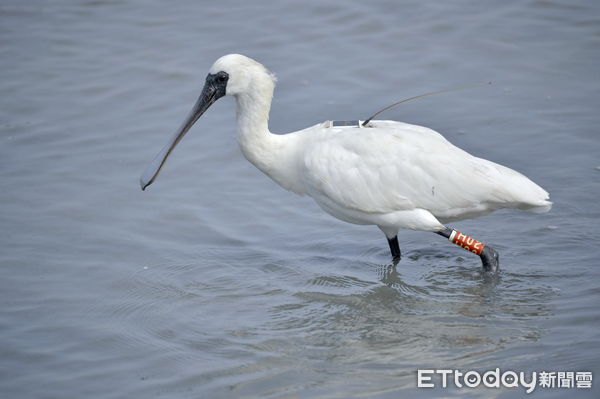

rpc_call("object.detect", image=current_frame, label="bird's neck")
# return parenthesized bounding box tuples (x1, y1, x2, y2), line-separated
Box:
(234, 90, 304, 194)
(235, 89, 276, 169)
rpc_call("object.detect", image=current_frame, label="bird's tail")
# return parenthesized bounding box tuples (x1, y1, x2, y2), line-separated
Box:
(511, 177, 552, 213)
(494, 163, 552, 214)
(523, 199, 552, 213)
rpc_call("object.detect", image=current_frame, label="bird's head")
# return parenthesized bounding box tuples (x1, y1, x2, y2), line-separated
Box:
(139, 54, 275, 191)
(209, 54, 276, 97)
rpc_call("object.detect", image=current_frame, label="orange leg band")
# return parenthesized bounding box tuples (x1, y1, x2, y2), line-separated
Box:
(448, 230, 486, 255)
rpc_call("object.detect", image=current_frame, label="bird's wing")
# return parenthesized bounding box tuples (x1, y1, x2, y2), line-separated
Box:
(301, 121, 546, 218)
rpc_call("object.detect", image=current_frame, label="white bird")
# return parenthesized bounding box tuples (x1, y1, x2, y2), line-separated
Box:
(141, 54, 552, 272)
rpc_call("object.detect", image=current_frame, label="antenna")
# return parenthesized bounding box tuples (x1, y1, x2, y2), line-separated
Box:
(362, 82, 491, 127)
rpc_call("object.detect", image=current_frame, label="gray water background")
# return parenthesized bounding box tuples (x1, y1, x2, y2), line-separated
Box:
(1, 0, 599, 398)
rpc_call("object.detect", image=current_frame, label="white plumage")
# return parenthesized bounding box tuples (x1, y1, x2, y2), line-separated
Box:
(141, 54, 551, 268)
(298, 120, 550, 227)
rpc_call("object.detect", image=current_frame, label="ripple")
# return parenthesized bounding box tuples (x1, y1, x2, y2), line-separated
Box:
(306, 274, 375, 289)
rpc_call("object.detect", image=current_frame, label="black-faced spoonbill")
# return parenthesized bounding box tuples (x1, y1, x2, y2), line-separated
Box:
(140, 54, 552, 272)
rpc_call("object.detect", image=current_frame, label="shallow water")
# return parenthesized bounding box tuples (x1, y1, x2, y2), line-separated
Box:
(1, 0, 599, 398)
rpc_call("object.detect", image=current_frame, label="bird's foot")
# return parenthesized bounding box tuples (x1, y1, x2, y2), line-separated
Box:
(480, 246, 499, 273)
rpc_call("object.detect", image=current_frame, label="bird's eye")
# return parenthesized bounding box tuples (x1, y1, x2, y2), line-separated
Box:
(217, 73, 227, 83)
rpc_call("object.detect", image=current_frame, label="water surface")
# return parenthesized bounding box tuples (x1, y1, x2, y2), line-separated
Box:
(1, 0, 599, 398)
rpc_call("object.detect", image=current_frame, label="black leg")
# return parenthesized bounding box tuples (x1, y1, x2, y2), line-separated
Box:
(436, 228, 452, 239)
(387, 236, 401, 261)
(436, 227, 499, 273)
